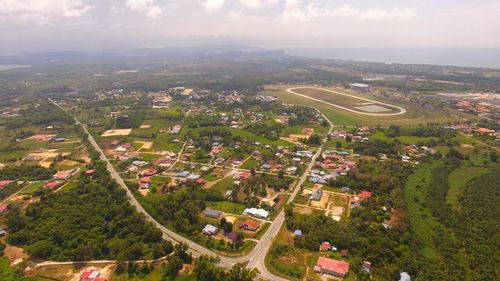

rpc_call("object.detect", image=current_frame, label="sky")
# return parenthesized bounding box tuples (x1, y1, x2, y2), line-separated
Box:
(0, 0, 500, 54)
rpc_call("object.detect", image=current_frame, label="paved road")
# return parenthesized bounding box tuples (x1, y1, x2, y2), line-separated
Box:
(49, 99, 336, 280)
(246, 110, 334, 279)
(287, 87, 407, 116)
(49, 99, 289, 280)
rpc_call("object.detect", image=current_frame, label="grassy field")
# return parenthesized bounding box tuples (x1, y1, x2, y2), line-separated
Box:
(110, 269, 196, 281)
(0, 257, 44, 281)
(21, 181, 45, 195)
(266, 85, 462, 126)
(446, 166, 491, 209)
(404, 161, 443, 260)
(206, 201, 246, 215)
(290, 87, 402, 114)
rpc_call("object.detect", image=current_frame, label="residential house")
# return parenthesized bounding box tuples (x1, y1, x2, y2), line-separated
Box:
(261, 163, 272, 170)
(203, 207, 222, 219)
(80, 270, 107, 281)
(140, 168, 158, 177)
(0, 180, 13, 190)
(0, 204, 9, 213)
(314, 257, 350, 278)
(225, 231, 239, 243)
(359, 191, 372, 200)
(234, 171, 251, 180)
(399, 272, 411, 281)
(43, 181, 61, 190)
(202, 224, 218, 235)
(175, 171, 190, 178)
(311, 188, 323, 201)
(53, 169, 75, 180)
(243, 208, 269, 219)
(293, 229, 302, 236)
(239, 219, 260, 231)
(320, 241, 331, 251)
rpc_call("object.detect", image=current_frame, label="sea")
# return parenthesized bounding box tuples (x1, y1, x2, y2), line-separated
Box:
(285, 47, 500, 69)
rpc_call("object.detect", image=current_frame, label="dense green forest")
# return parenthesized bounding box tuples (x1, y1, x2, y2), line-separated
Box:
(404, 156, 499, 281)
(286, 159, 415, 279)
(5, 161, 173, 262)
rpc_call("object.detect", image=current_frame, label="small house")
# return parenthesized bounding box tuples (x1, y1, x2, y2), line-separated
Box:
(202, 224, 218, 235)
(202, 208, 222, 219)
(239, 219, 260, 231)
(314, 257, 350, 278)
(320, 241, 331, 251)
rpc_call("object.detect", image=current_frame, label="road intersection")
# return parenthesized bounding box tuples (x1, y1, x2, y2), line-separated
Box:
(49, 98, 334, 281)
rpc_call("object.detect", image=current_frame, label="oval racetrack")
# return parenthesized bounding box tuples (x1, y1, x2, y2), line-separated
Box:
(286, 87, 407, 116)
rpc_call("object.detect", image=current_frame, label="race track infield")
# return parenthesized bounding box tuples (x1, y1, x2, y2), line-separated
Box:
(286, 87, 406, 116)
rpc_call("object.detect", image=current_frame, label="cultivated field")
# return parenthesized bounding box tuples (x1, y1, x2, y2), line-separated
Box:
(266, 85, 462, 126)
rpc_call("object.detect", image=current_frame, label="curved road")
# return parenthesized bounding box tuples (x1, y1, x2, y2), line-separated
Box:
(286, 87, 407, 116)
(49, 99, 292, 280)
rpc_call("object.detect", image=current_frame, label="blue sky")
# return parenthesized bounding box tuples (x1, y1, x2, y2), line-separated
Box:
(0, 0, 499, 53)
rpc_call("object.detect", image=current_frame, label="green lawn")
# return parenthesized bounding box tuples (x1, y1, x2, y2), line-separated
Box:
(370, 131, 438, 144)
(241, 158, 257, 170)
(209, 177, 235, 196)
(0, 257, 43, 281)
(206, 201, 246, 215)
(404, 161, 443, 260)
(110, 268, 196, 281)
(21, 181, 45, 195)
(446, 166, 491, 209)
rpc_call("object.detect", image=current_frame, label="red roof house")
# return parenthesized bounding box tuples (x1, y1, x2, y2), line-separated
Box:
(85, 169, 95, 175)
(314, 257, 350, 278)
(234, 172, 251, 180)
(195, 178, 206, 185)
(359, 191, 372, 200)
(238, 219, 260, 231)
(53, 169, 75, 180)
(154, 157, 173, 166)
(43, 181, 61, 190)
(140, 168, 158, 177)
(80, 270, 101, 281)
(0, 180, 13, 190)
(0, 204, 9, 213)
(320, 241, 331, 251)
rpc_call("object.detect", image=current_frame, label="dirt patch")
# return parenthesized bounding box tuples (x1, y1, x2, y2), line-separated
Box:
(134, 141, 153, 150)
(310, 193, 330, 209)
(140, 124, 151, 129)
(101, 129, 132, 137)
(139, 189, 150, 196)
(294, 205, 313, 215)
(39, 161, 53, 168)
(288, 134, 310, 142)
(60, 160, 81, 167)
(3, 245, 28, 264)
(26, 134, 57, 141)
(386, 208, 406, 227)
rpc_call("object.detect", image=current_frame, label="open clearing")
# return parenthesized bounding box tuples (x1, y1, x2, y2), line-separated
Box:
(287, 87, 406, 116)
(101, 129, 132, 137)
(266, 85, 461, 126)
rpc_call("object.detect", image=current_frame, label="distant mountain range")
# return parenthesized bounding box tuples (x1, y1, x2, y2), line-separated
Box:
(0, 45, 286, 66)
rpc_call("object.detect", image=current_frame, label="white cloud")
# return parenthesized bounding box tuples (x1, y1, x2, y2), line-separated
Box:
(306, 4, 416, 20)
(282, 0, 307, 22)
(126, 0, 162, 18)
(199, 0, 225, 12)
(0, 0, 93, 23)
(282, 1, 415, 22)
(239, 0, 278, 9)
